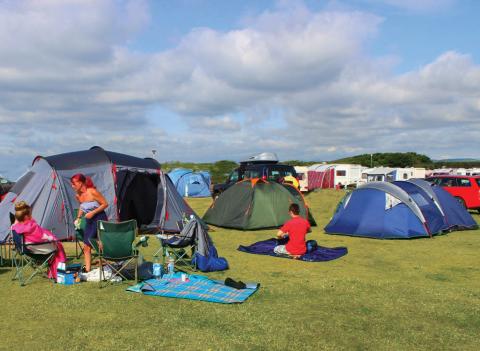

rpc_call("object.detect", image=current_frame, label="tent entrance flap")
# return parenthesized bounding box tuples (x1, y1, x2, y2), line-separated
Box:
(117, 171, 158, 226)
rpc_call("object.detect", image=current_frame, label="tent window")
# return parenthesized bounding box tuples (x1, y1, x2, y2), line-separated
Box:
(410, 193, 429, 206)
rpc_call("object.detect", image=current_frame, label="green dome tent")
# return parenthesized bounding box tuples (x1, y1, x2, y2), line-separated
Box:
(203, 178, 316, 230)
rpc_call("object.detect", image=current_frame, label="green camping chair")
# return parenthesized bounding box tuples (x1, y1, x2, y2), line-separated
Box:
(11, 229, 58, 286)
(97, 220, 138, 288)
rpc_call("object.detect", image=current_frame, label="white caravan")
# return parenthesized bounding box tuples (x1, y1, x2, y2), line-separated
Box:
(363, 167, 426, 182)
(294, 166, 309, 192)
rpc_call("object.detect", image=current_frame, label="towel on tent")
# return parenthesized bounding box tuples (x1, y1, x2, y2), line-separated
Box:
(238, 238, 348, 262)
(127, 273, 258, 304)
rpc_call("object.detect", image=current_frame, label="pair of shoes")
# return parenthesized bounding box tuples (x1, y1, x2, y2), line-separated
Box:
(225, 277, 246, 290)
(81, 265, 89, 273)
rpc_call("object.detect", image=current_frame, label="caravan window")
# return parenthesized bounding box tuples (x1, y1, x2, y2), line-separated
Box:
(336, 170, 346, 177)
(403, 173, 408, 180)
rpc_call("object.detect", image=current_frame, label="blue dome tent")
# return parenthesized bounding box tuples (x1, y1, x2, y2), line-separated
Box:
(168, 169, 211, 198)
(325, 180, 477, 239)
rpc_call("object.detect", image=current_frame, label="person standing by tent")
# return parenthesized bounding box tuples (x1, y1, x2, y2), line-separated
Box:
(274, 203, 311, 258)
(71, 174, 108, 272)
(12, 201, 67, 279)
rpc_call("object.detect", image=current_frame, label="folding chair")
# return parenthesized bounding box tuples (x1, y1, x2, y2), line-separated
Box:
(11, 230, 58, 286)
(156, 219, 198, 271)
(96, 219, 138, 288)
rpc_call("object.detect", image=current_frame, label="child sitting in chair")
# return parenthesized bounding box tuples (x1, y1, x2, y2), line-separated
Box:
(12, 201, 66, 279)
(274, 203, 311, 258)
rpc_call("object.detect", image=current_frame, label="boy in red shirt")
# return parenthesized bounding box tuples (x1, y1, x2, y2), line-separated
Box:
(274, 203, 311, 258)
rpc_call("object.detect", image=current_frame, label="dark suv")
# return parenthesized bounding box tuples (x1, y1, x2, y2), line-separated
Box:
(212, 163, 297, 198)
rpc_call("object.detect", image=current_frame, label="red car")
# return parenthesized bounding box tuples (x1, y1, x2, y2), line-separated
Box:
(426, 175, 480, 210)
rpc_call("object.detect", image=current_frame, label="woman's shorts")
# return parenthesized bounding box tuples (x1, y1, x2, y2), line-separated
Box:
(84, 211, 108, 246)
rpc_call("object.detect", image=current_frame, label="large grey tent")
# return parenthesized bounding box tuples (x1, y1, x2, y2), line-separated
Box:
(0, 147, 197, 243)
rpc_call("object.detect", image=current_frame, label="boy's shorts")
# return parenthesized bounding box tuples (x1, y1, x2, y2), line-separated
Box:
(273, 245, 289, 255)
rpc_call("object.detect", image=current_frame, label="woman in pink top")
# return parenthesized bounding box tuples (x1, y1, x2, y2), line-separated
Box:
(12, 201, 66, 279)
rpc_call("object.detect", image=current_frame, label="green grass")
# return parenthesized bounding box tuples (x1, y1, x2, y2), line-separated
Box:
(1, 190, 479, 350)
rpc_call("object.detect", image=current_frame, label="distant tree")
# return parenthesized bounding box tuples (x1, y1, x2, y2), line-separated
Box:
(283, 160, 318, 166)
(211, 160, 238, 184)
(333, 152, 434, 168)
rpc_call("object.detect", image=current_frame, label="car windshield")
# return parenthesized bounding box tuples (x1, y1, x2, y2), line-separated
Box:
(228, 171, 239, 183)
(244, 169, 262, 179)
(268, 168, 294, 181)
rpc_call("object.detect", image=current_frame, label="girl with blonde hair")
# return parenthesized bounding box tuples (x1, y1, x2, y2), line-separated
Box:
(12, 201, 67, 279)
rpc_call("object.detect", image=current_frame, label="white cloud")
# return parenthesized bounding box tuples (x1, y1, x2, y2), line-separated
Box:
(0, 0, 479, 179)
(364, 0, 456, 12)
(190, 116, 241, 131)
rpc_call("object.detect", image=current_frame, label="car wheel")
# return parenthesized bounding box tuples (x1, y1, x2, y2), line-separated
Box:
(455, 197, 466, 209)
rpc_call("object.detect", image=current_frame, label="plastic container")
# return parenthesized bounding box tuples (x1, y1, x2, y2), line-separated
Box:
(167, 255, 175, 275)
(153, 262, 162, 280)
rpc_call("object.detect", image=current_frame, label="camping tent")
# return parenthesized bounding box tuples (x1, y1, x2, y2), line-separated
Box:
(202, 178, 316, 230)
(168, 168, 211, 197)
(324, 180, 477, 239)
(0, 147, 197, 243)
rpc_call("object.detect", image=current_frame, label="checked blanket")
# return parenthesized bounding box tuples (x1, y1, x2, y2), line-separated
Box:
(127, 273, 259, 304)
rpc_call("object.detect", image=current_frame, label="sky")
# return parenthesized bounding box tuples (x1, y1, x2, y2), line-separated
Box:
(1, 0, 479, 179)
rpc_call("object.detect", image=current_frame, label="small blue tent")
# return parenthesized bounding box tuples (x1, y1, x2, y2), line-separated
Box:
(168, 169, 211, 198)
(325, 180, 477, 239)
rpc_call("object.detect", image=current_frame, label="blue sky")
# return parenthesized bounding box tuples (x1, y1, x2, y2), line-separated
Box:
(135, 0, 480, 71)
(0, 0, 479, 179)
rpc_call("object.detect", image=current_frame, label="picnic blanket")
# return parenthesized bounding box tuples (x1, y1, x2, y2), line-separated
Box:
(127, 273, 259, 304)
(238, 238, 348, 262)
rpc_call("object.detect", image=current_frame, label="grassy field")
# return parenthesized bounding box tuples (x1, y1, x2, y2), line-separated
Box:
(0, 189, 479, 350)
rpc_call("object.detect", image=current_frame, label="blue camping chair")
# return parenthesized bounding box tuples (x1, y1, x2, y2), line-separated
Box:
(11, 230, 58, 286)
(154, 218, 197, 271)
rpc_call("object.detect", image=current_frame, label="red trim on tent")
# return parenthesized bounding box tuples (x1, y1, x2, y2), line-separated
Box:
(10, 196, 17, 203)
(51, 172, 57, 190)
(423, 222, 432, 238)
(165, 211, 169, 221)
(59, 201, 65, 222)
(111, 163, 120, 221)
